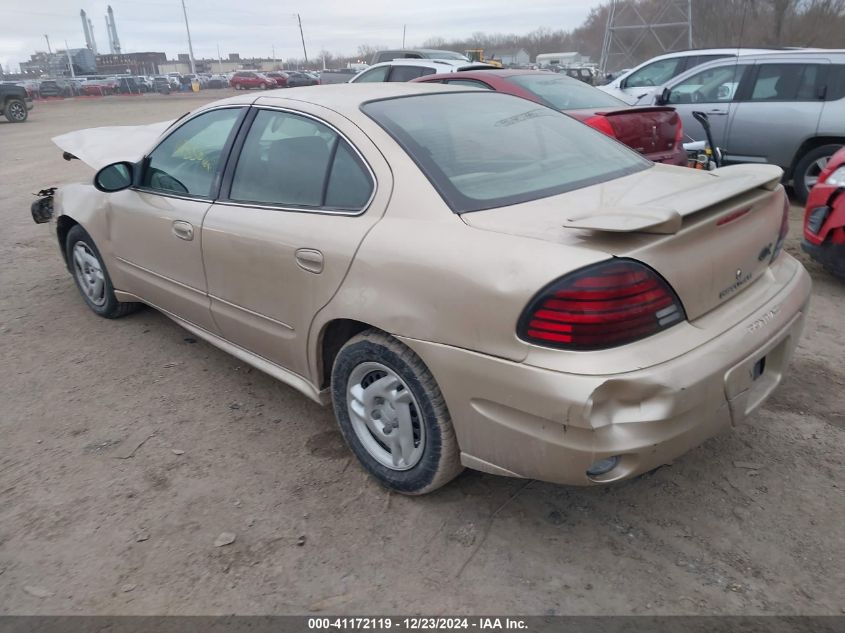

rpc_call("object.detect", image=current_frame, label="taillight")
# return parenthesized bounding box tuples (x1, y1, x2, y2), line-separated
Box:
(517, 259, 686, 351)
(584, 115, 616, 138)
(771, 194, 790, 262)
(673, 118, 684, 148)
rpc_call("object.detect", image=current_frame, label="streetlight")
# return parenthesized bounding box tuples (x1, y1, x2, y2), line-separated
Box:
(295, 14, 308, 64)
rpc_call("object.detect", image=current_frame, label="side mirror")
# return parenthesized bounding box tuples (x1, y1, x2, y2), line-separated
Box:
(656, 87, 672, 106)
(94, 161, 134, 192)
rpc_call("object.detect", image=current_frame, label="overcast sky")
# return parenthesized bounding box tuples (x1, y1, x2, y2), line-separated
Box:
(2, 0, 600, 71)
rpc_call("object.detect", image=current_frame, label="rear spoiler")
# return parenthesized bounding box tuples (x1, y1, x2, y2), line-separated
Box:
(564, 164, 783, 235)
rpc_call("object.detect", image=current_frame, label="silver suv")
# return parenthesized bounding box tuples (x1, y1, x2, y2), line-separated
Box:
(656, 50, 845, 201)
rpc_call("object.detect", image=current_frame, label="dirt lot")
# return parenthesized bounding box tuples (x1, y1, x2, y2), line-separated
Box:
(0, 93, 843, 616)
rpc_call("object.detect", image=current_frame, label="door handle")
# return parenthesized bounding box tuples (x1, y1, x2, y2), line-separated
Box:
(707, 109, 728, 116)
(172, 220, 194, 241)
(295, 248, 324, 274)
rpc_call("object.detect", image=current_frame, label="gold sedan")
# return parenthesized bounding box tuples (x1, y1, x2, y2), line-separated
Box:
(38, 83, 811, 494)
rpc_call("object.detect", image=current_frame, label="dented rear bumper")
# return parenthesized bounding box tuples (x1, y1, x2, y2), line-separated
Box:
(398, 254, 811, 486)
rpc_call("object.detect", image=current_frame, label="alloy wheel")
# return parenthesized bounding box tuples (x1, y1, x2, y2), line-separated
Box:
(804, 155, 830, 191)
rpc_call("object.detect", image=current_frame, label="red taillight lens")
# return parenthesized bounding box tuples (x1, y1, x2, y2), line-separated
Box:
(584, 115, 616, 138)
(673, 119, 684, 148)
(771, 194, 790, 262)
(518, 259, 686, 351)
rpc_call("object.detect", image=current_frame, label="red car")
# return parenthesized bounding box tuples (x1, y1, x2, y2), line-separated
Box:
(229, 71, 275, 90)
(412, 70, 686, 166)
(266, 72, 289, 87)
(803, 146, 845, 281)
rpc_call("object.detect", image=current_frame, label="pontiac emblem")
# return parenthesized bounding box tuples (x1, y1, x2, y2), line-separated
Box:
(736, 268, 743, 280)
(651, 125, 658, 145)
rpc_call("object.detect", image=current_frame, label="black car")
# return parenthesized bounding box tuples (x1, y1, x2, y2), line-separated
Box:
(0, 83, 33, 122)
(37, 80, 75, 97)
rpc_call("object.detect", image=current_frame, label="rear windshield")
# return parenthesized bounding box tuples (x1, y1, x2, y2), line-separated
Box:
(509, 74, 627, 110)
(362, 92, 649, 213)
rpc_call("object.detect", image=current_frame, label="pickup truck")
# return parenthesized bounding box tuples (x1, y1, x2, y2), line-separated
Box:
(1, 83, 33, 122)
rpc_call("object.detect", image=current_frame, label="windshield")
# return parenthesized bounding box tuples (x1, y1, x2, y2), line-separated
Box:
(363, 92, 649, 213)
(509, 74, 627, 110)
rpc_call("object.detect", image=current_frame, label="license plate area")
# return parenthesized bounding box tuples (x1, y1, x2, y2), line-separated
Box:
(751, 356, 766, 381)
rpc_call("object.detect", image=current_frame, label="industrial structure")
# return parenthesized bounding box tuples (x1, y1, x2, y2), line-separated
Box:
(80, 9, 97, 55)
(105, 5, 122, 55)
(599, 0, 693, 73)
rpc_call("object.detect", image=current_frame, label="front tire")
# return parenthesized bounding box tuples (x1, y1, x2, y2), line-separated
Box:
(65, 225, 140, 318)
(794, 144, 843, 203)
(5, 98, 28, 122)
(331, 330, 463, 494)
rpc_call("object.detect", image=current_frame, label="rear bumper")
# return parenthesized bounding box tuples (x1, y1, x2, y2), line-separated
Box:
(399, 256, 811, 486)
(648, 146, 687, 167)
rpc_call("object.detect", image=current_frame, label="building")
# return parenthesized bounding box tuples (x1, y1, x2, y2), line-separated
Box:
(19, 49, 96, 77)
(96, 52, 167, 75)
(493, 48, 530, 67)
(535, 52, 590, 68)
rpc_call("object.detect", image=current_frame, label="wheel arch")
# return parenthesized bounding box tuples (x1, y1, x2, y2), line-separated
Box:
(789, 136, 845, 179)
(315, 318, 377, 390)
(56, 215, 80, 269)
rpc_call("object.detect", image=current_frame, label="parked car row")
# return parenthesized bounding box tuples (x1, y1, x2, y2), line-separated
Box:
(599, 48, 845, 202)
(229, 70, 320, 90)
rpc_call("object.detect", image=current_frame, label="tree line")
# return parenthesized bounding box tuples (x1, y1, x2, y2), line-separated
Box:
(303, 0, 845, 72)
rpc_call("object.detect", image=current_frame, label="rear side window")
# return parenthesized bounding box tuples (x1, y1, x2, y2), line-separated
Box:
(748, 64, 822, 101)
(825, 65, 845, 101)
(509, 74, 626, 109)
(229, 109, 372, 211)
(363, 92, 649, 213)
(446, 79, 492, 89)
(353, 66, 390, 83)
(388, 66, 436, 82)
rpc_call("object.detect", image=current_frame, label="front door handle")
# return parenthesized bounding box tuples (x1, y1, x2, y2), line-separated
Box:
(707, 109, 728, 116)
(172, 220, 194, 241)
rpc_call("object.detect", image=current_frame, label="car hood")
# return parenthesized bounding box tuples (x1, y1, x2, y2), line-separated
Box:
(51, 119, 174, 170)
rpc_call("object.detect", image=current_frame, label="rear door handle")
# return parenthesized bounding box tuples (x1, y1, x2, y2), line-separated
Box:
(707, 109, 728, 116)
(172, 220, 194, 241)
(295, 248, 324, 274)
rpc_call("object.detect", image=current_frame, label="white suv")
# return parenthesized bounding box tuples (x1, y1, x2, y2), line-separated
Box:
(599, 48, 778, 104)
(349, 59, 493, 83)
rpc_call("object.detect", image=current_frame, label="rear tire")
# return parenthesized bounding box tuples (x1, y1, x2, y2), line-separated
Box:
(331, 330, 463, 495)
(4, 98, 28, 122)
(794, 144, 843, 203)
(65, 225, 141, 319)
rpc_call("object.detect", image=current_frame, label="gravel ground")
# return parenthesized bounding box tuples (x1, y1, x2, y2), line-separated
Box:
(0, 93, 843, 615)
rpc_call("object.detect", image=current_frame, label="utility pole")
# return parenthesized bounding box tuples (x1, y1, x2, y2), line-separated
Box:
(180, 0, 196, 74)
(217, 43, 223, 73)
(64, 40, 76, 78)
(296, 13, 308, 64)
(44, 34, 52, 54)
(402, 25, 406, 49)
(272, 44, 276, 70)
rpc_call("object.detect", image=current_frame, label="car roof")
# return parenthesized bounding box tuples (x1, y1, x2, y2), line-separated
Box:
(195, 82, 472, 114)
(365, 59, 493, 72)
(664, 49, 845, 85)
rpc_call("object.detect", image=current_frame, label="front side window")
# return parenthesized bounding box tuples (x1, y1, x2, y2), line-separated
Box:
(229, 109, 373, 210)
(141, 107, 242, 198)
(668, 64, 749, 104)
(624, 57, 685, 88)
(363, 92, 649, 213)
(749, 63, 821, 101)
(353, 66, 390, 83)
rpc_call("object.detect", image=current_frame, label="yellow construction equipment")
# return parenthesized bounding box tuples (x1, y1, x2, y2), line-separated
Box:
(465, 49, 503, 68)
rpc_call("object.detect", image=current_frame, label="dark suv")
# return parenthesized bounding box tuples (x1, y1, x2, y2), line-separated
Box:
(0, 83, 33, 122)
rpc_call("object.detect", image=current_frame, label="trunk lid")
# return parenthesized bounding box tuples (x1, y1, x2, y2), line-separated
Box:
(461, 163, 786, 321)
(570, 106, 681, 161)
